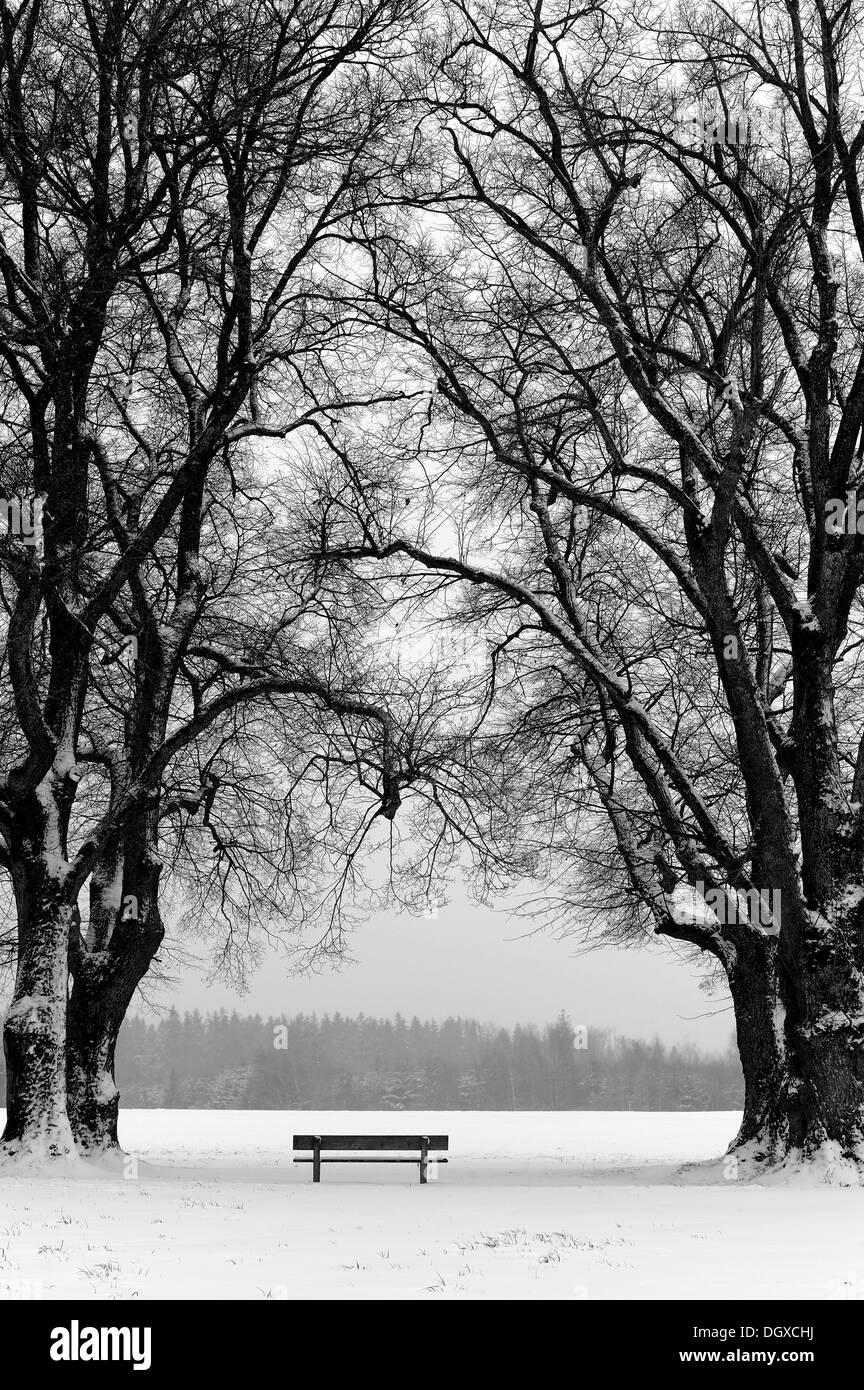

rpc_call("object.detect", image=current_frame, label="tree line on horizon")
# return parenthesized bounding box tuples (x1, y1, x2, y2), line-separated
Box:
(9, 1007, 743, 1112)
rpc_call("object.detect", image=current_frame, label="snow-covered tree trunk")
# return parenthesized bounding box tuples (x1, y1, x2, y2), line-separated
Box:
(66, 971, 133, 1152)
(2, 855, 75, 1157)
(719, 885, 864, 1171)
(776, 936, 864, 1163)
(725, 935, 789, 1154)
(66, 947, 164, 1151)
(67, 857, 164, 1151)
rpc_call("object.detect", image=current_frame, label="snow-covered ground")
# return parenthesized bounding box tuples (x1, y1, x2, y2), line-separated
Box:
(0, 1109, 862, 1300)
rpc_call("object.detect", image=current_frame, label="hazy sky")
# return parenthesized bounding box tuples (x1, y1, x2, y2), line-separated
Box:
(146, 875, 736, 1052)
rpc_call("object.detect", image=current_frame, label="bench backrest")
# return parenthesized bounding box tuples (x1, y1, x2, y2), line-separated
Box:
(293, 1134, 449, 1151)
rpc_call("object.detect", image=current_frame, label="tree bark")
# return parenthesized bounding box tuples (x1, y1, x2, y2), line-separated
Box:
(2, 869, 75, 1156)
(66, 963, 142, 1152)
(67, 861, 164, 1152)
(726, 934, 789, 1155)
(727, 926, 864, 1171)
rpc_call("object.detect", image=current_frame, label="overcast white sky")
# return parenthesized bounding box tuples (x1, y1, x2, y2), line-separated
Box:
(147, 875, 736, 1052)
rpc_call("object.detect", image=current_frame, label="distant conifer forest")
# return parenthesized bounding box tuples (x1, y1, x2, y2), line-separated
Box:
(15, 1009, 746, 1110)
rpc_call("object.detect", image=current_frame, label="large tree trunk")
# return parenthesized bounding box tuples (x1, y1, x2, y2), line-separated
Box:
(66, 971, 133, 1152)
(2, 869, 75, 1157)
(66, 948, 160, 1152)
(727, 923, 864, 1175)
(67, 858, 164, 1152)
(660, 909, 793, 1164)
(777, 921, 864, 1160)
(726, 934, 790, 1159)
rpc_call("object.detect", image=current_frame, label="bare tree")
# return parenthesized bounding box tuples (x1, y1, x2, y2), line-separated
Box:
(315, 0, 864, 1173)
(0, 0, 416, 1154)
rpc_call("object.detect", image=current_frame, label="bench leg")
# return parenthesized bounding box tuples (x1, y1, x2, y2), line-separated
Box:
(420, 1137, 428, 1184)
(313, 1138, 321, 1183)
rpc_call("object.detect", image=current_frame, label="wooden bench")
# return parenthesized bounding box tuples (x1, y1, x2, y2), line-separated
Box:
(293, 1134, 449, 1184)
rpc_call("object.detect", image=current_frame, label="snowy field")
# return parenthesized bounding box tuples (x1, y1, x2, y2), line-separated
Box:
(1, 1110, 863, 1300)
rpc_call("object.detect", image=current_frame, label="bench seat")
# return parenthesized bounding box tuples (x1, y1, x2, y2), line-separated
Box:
(293, 1134, 449, 1183)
